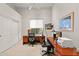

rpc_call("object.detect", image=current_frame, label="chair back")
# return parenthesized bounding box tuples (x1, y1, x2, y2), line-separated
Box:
(28, 33, 35, 43)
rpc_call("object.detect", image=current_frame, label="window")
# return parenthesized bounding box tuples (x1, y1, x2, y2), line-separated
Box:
(29, 20, 43, 34)
(30, 20, 43, 28)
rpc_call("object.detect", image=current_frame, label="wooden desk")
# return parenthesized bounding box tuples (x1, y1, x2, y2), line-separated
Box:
(23, 36, 45, 44)
(47, 37, 77, 56)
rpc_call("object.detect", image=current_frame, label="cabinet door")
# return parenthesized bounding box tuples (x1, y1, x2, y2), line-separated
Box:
(0, 17, 4, 40)
(0, 16, 19, 53)
(0, 17, 5, 52)
(0, 16, 8, 52)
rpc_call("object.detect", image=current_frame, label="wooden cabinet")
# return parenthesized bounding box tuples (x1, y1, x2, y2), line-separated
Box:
(47, 37, 77, 56)
(23, 36, 29, 44)
(77, 52, 79, 56)
(35, 36, 45, 43)
(55, 43, 77, 56)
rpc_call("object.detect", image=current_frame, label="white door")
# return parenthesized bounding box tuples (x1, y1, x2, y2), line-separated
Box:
(0, 16, 19, 53)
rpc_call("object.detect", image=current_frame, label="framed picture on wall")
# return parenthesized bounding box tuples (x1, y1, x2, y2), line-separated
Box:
(60, 12, 74, 32)
(45, 23, 53, 30)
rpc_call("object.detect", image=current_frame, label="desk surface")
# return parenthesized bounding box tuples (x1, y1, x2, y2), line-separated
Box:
(47, 37, 77, 56)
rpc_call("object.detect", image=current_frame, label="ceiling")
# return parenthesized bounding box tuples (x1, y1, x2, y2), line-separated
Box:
(7, 3, 54, 15)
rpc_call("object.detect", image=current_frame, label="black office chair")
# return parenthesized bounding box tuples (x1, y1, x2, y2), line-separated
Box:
(28, 33, 35, 46)
(41, 39, 54, 56)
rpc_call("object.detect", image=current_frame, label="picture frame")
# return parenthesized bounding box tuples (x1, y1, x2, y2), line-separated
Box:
(60, 12, 74, 32)
(45, 23, 53, 30)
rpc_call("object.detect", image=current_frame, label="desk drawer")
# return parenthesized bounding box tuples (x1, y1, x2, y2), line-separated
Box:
(23, 36, 29, 44)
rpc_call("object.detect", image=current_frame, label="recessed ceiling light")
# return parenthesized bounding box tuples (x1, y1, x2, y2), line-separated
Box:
(28, 6, 32, 10)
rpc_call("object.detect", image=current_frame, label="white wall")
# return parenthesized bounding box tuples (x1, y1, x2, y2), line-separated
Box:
(22, 8, 52, 36)
(52, 3, 79, 48)
(0, 4, 21, 53)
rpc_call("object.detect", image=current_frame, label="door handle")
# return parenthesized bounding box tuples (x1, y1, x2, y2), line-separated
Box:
(0, 35, 2, 37)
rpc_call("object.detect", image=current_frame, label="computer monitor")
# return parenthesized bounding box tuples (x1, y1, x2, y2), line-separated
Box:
(53, 31, 62, 40)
